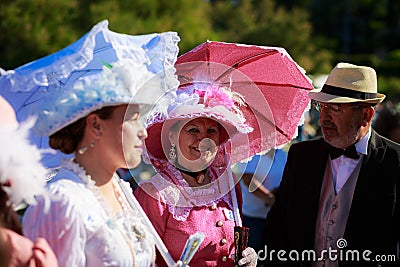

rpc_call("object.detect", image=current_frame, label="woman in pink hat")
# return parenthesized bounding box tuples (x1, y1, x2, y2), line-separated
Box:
(136, 83, 258, 266)
(0, 95, 58, 267)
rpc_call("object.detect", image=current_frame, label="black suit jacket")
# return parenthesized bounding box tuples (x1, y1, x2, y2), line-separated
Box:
(263, 130, 400, 266)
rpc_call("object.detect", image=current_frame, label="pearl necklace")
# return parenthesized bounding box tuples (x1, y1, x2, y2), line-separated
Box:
(111, 179, 146, 240)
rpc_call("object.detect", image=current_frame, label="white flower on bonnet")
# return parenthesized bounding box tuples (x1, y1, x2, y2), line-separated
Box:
(143, 81, 254, 163)
(146, 81, 252, 131)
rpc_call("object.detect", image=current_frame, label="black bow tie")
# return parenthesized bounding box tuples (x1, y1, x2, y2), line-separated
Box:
(329, 144, 360, 160)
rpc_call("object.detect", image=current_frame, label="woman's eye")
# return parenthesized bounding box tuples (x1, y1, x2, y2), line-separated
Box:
(125, 113, 140, 123)
(188, 128, 199, 133)
(208, 128, 217, 134)
(129, 113, 140, 121)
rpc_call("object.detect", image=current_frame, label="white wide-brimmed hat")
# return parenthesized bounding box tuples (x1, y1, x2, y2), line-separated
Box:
(2, 21, 181, 137)
(309, 62, 385, 104)
(34, 33, 180, 136)
(34, 56, 179, 136)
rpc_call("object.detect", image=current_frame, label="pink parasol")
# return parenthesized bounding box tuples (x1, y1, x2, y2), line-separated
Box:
(175, 41, 314, 164)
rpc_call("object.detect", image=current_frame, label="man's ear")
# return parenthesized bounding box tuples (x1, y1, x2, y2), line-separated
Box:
(362, 106, 375, 126)
(86, 114, 103, 139)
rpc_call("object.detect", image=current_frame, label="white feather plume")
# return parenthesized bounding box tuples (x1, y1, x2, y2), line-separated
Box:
(0, 117, 48, 208)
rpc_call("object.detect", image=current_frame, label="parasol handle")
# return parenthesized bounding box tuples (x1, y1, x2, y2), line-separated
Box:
(224, 148, 242, 227)
(117, 178, 176, 267)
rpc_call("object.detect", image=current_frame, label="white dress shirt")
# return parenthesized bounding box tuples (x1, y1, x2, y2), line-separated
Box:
(330, 130, 370, 193)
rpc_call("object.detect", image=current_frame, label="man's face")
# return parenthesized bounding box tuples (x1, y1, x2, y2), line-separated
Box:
(318, 102, 371, 148)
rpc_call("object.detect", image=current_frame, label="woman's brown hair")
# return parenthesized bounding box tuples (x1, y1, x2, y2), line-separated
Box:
(0, 186, 22, 234)
(49, 106, 116, 154)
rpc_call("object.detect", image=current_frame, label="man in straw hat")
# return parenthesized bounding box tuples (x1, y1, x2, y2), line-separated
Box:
(263, 62, 400, 266)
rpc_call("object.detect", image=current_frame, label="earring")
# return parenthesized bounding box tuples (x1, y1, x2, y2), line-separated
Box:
(77, 143, 95, 155)
(169, 143, 176, 162)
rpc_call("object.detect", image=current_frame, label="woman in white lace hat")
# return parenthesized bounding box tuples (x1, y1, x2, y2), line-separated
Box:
(21, 31, 180, 267)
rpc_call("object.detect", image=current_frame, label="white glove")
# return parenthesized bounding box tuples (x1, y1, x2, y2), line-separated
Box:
(238, 247, 258, 267)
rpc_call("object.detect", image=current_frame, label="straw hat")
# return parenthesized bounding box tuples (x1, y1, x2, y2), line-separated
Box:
(309, 62, 385, 104)
(144, 83, 253, 160)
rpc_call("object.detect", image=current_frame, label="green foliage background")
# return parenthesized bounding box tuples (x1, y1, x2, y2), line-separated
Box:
(1, 0, 400, 100)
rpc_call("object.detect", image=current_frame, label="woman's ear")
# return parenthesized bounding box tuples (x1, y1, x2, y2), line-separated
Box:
(168, 121, 182, 144)
(86, 114, 103, 139)
(168, 131, 176, 144)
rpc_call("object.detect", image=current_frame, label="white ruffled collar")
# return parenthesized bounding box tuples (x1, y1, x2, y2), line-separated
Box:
(140, 161, 234, 221)
(61, 159, 151, 242)
(62, 158, 95, 186)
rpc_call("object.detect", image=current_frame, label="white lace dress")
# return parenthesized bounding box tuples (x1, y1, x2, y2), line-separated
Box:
(22, 159, 155, 267)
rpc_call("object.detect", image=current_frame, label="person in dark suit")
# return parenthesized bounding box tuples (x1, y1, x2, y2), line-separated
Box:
(263, 62, 400, 267)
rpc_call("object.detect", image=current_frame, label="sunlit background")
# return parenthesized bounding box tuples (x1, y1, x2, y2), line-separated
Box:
(2, 0, 400, 181)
